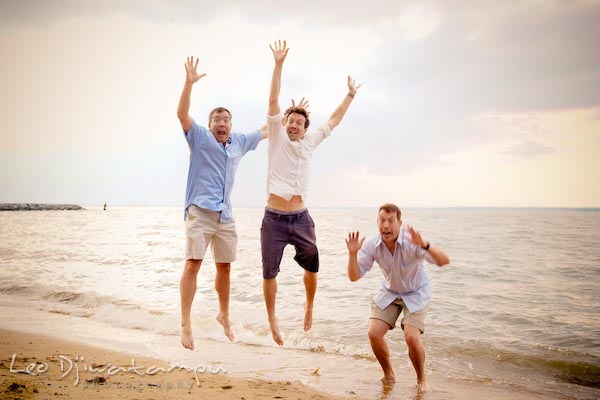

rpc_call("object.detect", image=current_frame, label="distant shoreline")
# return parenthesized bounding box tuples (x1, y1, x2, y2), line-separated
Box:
(0, 203, 84, 211)
(1, 204, 598, 212)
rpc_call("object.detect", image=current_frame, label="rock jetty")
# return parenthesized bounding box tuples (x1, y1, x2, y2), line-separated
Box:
(0, 203, 85, 211)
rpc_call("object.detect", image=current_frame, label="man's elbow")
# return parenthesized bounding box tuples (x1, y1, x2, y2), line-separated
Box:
(348, 273, 361, 282)
(437, 256, 450, 267)
(178, 114, 192, 133)
(326, 119, 339, 131)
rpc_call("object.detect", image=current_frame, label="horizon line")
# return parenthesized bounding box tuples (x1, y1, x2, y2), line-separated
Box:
(3, 203, 598, 211)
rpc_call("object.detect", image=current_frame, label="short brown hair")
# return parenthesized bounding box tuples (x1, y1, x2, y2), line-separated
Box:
(379, 203, 401, 220)
(209, 107, 232, 123)
(283, 106, 310, 129)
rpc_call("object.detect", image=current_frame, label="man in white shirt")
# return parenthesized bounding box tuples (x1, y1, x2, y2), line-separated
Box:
(262, 40, 361, 345)
(345, 203, 450, 393)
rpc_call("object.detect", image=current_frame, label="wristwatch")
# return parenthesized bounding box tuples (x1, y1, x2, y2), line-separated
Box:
(422, 242, 430, 250)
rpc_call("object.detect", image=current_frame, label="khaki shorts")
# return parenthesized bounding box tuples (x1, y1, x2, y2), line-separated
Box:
(370, 298, 428, 333)
(185, 205, 237, 262)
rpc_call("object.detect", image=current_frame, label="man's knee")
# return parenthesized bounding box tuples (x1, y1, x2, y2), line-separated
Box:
(263, 264, 280, 279)
(303, 244, 318, 260)
(303, 270, 317, 280)
(368, 322, 388, 341)
(368, 329, 381, 342)
(403, 327, 421, 348)
(304, 245, 319, 258)
(184, 259, 201, 273)
(216, 262, 231, 272)
(295, 246, 319, 272)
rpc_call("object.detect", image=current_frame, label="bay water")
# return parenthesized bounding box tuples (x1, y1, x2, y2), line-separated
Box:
(0, 207, 598, 399)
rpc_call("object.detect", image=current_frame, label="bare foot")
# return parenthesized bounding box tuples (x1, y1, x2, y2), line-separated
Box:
(380, 373, 396, 385)
(217, 313, 235, 341)
(269, 317, 284, 346)
(380, 380, 394, 398)
(181, 323, 194, 350)
(303, 303, 313, 331)
(417, 381, 430, 393)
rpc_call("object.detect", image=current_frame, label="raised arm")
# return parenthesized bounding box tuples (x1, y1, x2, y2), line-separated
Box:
(407, 225, 450, 266)
(346, 231, 365, 282)
(268, 40, 289, 117)
(326, 75, 361, 131)
(177, 56, 207, 132)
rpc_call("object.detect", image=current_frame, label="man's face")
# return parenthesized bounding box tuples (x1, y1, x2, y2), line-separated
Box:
(209, 111, 232, 144)
(377, 209, 401, 243)
(285, 112, 307, 141)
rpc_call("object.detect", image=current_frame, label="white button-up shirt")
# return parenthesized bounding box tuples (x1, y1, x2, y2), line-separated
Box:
(266, 113, 331, 201)
(358, 229, 436, 312)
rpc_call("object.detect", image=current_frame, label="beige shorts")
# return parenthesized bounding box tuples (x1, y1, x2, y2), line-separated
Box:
(185, 205, 237, 262)
(370, 298, 428, 333)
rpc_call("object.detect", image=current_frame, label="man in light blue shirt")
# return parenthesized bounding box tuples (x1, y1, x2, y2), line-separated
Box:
(177, 55, 266, 351)
(346, 203, 450, 393)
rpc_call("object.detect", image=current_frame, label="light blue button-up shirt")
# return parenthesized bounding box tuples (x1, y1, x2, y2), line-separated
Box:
(183, 120, 261, 222)
(358, 229, 436, 313)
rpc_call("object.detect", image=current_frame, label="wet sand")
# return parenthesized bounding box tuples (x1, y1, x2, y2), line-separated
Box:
(0, 328, 354, 399)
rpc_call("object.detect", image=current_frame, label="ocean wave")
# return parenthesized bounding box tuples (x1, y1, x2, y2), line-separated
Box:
(0, 281, 368, 358)
(437, 339, 600, 389)
(0, 283, 33, 295)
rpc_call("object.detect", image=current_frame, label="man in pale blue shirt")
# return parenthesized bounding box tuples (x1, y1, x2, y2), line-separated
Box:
(177, 55, 266, 351)
(346, 203, 450, 393)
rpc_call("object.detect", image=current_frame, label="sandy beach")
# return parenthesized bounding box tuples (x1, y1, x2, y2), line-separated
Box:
(1, 326, 571, 400)
(1, 328, 355, 400)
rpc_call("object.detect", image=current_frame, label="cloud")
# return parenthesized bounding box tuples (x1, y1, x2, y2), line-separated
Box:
(502, 141, 555, 158)
(367, 1, 600, 115)
(310, 106, 599, 207)
(0, 0, 415, 29)
(1, 1, 598, 207)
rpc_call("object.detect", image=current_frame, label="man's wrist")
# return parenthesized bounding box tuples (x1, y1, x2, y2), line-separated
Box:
(347, 92, 355, 98)
(421, 242, 430, 251)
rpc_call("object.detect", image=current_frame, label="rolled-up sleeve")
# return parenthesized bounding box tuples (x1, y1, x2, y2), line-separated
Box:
(267, 113, 282, 144)
(357, 238, 376, 277)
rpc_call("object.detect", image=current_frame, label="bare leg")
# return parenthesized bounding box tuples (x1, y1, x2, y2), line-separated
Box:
(180, 259, 201, 350)
(263, 278, 283, 345)
(404, 325, 429, 392)
(215, 262, 234, 341)
(368, 318, 395, 384)
(303, 270, 317, 331)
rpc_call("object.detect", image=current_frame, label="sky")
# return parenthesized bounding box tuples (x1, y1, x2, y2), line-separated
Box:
(1, 0, 599, 208)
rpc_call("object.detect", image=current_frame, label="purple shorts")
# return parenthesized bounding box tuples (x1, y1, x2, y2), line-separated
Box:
(260, 207, 319, 279)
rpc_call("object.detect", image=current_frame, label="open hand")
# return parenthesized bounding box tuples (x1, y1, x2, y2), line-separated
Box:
(185, 56, 207, 84)
(270, 39, 289, 63)
(345, 231, 365, 254)
(291, 97, 310, 111)
(407, 225, 426, 248)
(347, 75, 361, 96)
